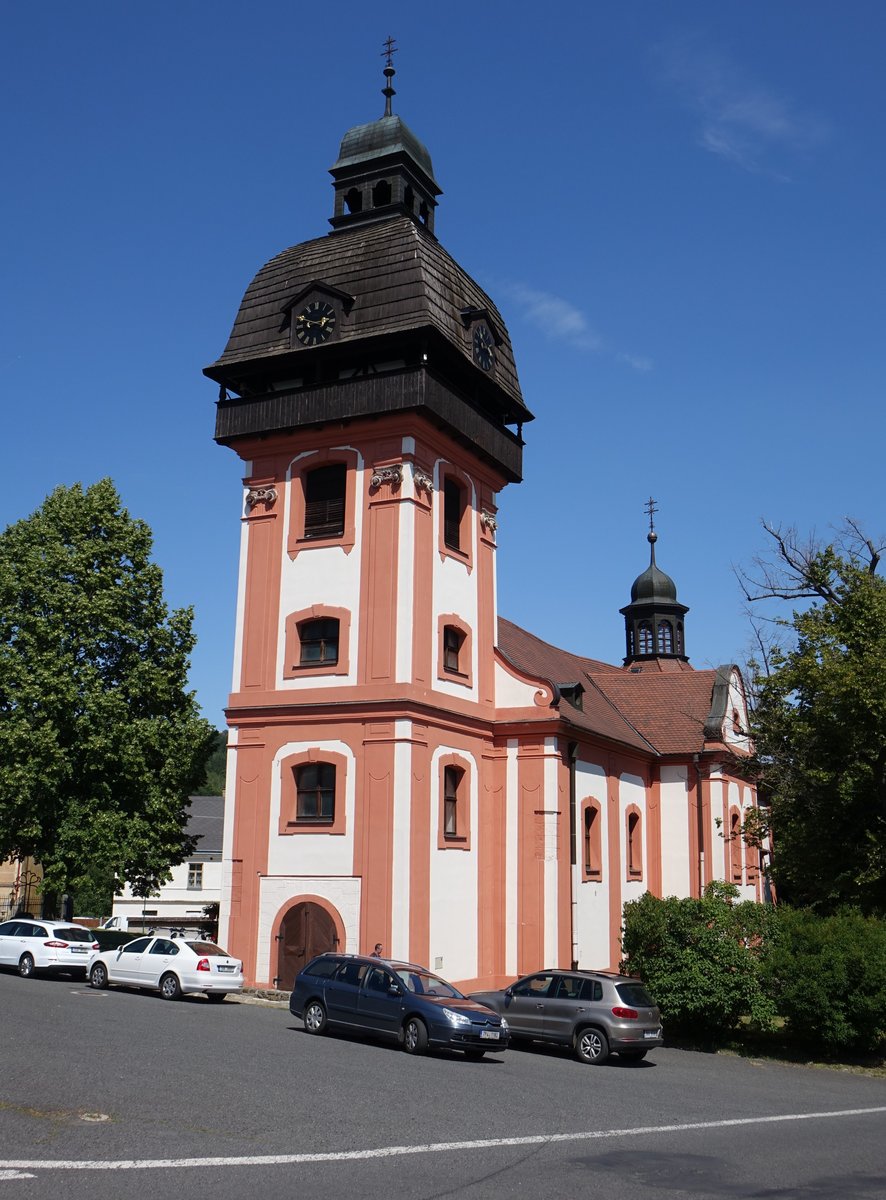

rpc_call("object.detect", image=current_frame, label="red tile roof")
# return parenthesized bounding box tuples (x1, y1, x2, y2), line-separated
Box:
(497, 617, 719, 756)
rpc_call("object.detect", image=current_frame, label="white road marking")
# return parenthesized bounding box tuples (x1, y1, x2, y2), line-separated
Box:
(2, 1107, 885, 1173)
(0, 1171, 34, 1180)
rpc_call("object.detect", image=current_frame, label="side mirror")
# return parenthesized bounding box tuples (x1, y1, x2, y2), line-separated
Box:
(504, 987, 514, 998)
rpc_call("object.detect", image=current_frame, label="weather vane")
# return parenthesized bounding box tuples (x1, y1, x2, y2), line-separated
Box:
(644, 496, 659, 534)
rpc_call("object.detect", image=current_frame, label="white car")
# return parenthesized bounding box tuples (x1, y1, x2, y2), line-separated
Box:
(87, 935, 243, 1001)
(0, 918, 99, 977)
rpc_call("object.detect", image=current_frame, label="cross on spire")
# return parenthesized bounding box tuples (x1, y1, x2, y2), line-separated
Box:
(381, 36, 398, 68)
(644, 496, 659, 533)
(380, 36, 398, 116)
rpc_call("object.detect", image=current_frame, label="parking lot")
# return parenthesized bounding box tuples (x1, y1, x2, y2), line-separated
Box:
(2, 969, 885, 1199)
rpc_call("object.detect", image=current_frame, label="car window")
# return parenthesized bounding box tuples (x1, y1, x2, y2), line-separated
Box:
(120, 937, 152, 954)
(579, 979, 603, 1002)
(336, 961, 369, 987)
(25, 925, 48, 938)
(552, 975, 587, 1000)
(512, 974, 555, 998)
(615, 982, 655, 1008)
(150, 939, 179, 955)
(54, 927, 93, 942)
(0, 922, 17, 935)
(395, 969, 461, 999)
(184, 941, 229, 956)
(365, 966, 395, 994)
(303, 956, 341, 978)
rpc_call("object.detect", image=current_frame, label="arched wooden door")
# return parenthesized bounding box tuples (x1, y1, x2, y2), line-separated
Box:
(276, 902, 338, 991)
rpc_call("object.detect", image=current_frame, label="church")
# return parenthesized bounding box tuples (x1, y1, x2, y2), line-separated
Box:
(204, 59, 760, 992)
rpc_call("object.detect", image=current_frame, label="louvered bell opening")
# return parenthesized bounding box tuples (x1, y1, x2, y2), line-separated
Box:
(304, 464, 346, 539)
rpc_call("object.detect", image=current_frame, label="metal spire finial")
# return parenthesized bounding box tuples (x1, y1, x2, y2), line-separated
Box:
(644, 496, 659, 553)
(381, 36, 398, 117)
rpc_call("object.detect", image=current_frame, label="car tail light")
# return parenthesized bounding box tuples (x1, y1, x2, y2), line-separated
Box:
(196, 958, 211, 972)
(611, 1006, 638, 1019)
(91, 942, 99, 949)
(44, 940, 68, 948)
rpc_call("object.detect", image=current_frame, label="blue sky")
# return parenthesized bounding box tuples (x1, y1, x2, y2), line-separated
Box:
(3, 3, 884, 728)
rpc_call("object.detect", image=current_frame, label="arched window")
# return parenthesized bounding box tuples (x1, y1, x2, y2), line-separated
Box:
(372, 179, 391, 207)
(419, 200, 429, 224)
(626, 808, 643, 879)
(298, 617, 339, 666)
(345, 187, 363, 214)
(638, 621, 653, 655)
(730, 810, 743, 883)
(582, 801, 602, 879)
(676, 622, 684, 654)
(403, 184, 414, 213)
(296, 762, 336, 824)
(304, 463, 346, 539)
(658, 621, 673, 654)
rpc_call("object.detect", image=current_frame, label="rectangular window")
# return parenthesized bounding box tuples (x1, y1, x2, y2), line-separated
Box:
(299, 618, 339, 665)
(296, 762, 336, 823)
(187, 863, 203, 890)
(304, 464, 346, 539)
(443, 625, 463, 673)
(443, 766, 461, 837)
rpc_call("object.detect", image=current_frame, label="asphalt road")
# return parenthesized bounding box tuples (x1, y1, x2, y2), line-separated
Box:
(1, 969, 884, 1199)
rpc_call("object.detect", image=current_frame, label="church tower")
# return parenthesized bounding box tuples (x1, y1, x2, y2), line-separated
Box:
(205, 56, 533, 988)
(620, 504, 689, 666)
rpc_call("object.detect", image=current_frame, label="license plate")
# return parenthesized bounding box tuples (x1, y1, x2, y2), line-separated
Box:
(70, 947, 88, 954)
(217, 965, 236, 973)
(480, 1030, 500, 1040)
(644, 1029, 661, 1039)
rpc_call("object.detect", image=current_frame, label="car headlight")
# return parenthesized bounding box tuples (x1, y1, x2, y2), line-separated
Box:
(500, 1017, 509, 1030)
(442, 1008, 472, 1026)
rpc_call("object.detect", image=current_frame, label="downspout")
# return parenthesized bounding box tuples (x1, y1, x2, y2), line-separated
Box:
(567, 740, 578, 970)
(693, 752, 705, 896)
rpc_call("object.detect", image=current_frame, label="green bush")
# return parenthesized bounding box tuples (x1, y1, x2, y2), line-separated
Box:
(621, 883, 778, 1042)
(762, 906, 886, 1054)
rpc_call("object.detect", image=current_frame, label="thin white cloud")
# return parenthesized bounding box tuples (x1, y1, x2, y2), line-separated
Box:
(656, 34, 829, 177)
(498, 282, 651, 372)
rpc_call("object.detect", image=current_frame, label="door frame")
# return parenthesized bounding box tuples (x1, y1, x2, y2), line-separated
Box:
(270, 894, 346, 989)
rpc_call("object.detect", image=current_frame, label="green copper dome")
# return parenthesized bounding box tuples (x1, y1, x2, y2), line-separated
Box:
(332, 114, 436, 184)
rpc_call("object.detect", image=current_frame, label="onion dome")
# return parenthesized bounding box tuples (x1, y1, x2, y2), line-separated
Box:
(620, 527, 689, 665)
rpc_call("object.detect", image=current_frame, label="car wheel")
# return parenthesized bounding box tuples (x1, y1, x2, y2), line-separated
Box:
(403, 1017, 429, 1056)
(89, 962, 109, 989)
(575, 1026, 609, 1065)
(304, 1000, 327, 1035)
(205, 992, 227, 1004)
(619, 1049, 648, 1063)
(159, 972, 182, 1001)
(18, 953, 36, 979)
(463, 1049, 486, 1061)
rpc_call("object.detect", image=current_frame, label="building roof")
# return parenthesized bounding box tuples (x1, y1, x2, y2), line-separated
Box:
(332, 113, 436, 183)
(205, 216, 528, 421)
(497, 617, 724, 757)
(186, 795, 224, 859)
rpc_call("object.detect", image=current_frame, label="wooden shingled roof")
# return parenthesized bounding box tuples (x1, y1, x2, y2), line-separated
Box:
(206, 216, 530, 421)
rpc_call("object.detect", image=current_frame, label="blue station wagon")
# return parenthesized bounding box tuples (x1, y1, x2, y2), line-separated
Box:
(290, 953, 509, 1059)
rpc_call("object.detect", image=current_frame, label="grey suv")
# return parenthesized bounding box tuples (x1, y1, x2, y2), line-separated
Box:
(290, 954, 510, 1059)
(472, 969, 662, 1064)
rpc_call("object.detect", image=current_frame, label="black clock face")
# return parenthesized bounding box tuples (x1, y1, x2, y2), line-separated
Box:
(472, 324, 495, 371)
(295, 300, 337, 346)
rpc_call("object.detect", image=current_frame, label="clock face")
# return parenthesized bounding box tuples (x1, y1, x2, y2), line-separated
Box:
(295, 300, 337, 346)
(472, 323, 495, 371)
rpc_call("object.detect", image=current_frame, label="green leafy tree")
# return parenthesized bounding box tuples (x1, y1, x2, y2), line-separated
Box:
(621, 883, 778, 1041)
(740, 521, 886, 913)
(193, 729, 227, 796)
(762, 906, 886, 1055)
(0, 479, 215, 902)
